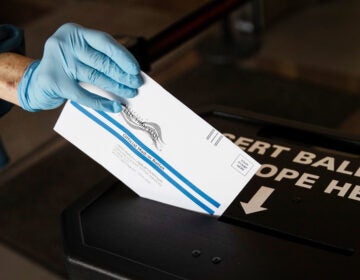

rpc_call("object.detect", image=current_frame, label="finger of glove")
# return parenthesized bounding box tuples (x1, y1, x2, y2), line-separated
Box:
(69, 81, 122, 113)
(81, 27, 140, 75)
(76, 63, 138, 98)
(77, 46, 143, 89)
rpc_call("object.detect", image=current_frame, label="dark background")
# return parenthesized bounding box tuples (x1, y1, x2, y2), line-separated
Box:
(0, 0, 359, 278)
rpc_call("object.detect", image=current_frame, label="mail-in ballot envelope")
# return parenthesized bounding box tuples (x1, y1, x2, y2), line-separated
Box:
(54, 73, 260, 216)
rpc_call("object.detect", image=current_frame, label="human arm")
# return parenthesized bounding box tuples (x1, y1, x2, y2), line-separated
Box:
(0, 24, 26, 116)
(0, 52, 32, 106)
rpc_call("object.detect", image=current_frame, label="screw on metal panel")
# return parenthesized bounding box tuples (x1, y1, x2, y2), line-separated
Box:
(211, 257, 221, 264)
(192, 249, 202, 257)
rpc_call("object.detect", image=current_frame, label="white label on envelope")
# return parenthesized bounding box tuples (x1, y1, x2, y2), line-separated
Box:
(54, 73, 260, 216)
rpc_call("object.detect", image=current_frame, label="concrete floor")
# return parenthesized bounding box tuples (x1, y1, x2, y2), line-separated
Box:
(0, 0, 359, 279)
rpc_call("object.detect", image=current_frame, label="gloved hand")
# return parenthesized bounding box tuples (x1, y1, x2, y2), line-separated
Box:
(18, 23, 143, 113)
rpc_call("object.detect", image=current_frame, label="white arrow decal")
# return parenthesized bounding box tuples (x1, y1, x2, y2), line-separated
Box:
(240, 186, 274, 215)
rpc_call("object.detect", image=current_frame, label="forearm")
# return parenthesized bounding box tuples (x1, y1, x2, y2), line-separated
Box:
(0, 52, 33, 106)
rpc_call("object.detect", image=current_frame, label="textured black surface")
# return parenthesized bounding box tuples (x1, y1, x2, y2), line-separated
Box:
(64, 180, 359, 280)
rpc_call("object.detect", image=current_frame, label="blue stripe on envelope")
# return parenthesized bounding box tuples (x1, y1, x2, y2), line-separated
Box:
(71, 101, 220, 214)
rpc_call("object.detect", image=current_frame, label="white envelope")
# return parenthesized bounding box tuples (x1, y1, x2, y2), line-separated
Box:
(54, 73, 260, 216)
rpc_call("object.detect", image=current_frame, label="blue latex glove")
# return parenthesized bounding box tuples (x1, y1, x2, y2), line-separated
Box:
(18, 23, 143, 113)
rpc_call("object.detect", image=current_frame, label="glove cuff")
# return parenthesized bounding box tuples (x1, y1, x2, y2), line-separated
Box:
(18, 60, 41, 112)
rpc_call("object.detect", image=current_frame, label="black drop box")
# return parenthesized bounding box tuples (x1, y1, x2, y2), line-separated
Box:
(62, 107, 360, 280)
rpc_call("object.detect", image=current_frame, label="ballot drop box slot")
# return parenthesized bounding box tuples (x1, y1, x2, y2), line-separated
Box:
(62, 107, 360, 280)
